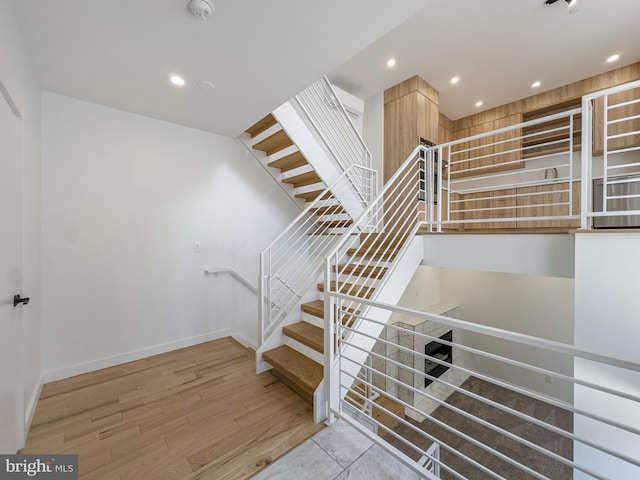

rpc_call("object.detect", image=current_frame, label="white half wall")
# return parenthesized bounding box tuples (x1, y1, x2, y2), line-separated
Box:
(423, 234, 575, 279)
(573, 232, 640, 479)
(0, 0, 43, 442)
(41, 92, 298, 381)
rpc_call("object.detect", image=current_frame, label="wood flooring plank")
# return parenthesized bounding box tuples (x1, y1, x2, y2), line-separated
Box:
(21, 337, 321, 480)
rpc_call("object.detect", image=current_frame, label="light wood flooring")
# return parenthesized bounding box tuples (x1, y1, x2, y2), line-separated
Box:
(20, 337, 324, 479)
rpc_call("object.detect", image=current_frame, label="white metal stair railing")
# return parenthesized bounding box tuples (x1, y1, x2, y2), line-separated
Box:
(424, 108, 583, 231)
(321, 146, 427, 428)
(259, 164, 376, 346)
(581, 79, 640, 229)
(324, 145, 427, 326)
(295, 77, 372, 201)
(326, 295, 640, 480)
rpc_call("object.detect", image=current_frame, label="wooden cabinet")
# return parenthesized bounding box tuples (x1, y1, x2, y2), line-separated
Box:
(521, 98, 581, 159)
(449, 114, 523, 179)
(384, 76, 439, 184)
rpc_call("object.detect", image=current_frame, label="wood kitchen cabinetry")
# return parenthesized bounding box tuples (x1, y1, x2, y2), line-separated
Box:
(593, 85, 640, 156)
(384, 76, 439, 184)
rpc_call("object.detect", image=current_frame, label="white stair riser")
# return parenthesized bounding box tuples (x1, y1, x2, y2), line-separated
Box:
(282, 164, 315, 180)
(249, 123, 283, 145)
(283, 336, 324, 364)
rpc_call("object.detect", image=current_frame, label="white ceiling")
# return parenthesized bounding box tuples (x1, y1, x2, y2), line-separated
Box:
(7, 0, 428, 137)
(8, 0, 640, 137)
(330, 0, 640, 120)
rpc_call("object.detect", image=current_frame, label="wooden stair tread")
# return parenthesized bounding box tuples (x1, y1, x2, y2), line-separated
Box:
(262, 345, 323, 402)
(301, 300, 324, 318)
(345, 386, 405, 437)
(283, 322, 323, 353)
(252, 130, 293, 156)
(346, 245, 401, 260)
(245, 114, 277, 138)
(268, 151, 308, 172)
(317, 219, 353, 229)
(311, 204, 346, 216)
(338, 264, 387, 279)
(373, 396, 405, 437)
(359, 233, 409, 249)
(295, 189, 331, 202)
(282, 170, 322, 188)
(301, 300, 359, 328)
(317, 281, 374, 299)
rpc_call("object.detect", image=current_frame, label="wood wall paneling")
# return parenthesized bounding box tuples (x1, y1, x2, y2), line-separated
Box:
(384, 76, 439, 183)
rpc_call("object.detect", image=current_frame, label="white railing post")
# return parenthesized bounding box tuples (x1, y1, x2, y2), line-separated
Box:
(437, 146, 443, 233)
(581, 96, 593, 230)
(324, 255, 338, 425)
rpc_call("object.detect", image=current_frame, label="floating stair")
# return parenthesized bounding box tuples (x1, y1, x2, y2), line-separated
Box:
(268, 151, 308, 172)
(245, 113, 277, 138)
(262, 345, 322, 403)
(252, 129, 293, 156)
(283, 322, 323, 353)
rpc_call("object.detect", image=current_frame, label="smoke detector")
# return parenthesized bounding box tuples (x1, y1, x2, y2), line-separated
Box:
(188, 0, 215, 20)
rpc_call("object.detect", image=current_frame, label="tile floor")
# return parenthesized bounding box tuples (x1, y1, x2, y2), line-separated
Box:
(252, 419, 425, 480)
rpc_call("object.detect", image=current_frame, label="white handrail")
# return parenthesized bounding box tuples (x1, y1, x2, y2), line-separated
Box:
(205, 268, 257, 294)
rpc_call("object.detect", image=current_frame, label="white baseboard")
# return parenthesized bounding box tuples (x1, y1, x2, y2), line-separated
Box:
(231, 333, 258, 350)
(42, 328, 232, 383)
(24, 373, 44, 441)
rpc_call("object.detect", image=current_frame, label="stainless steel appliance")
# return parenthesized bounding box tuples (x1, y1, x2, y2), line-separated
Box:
(593, 174, 640, 228)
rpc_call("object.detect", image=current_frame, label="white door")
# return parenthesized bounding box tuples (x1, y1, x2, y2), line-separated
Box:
(0, 86, 21, 453)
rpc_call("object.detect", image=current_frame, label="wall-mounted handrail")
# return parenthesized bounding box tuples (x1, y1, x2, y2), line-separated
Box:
(205, 268, 257, 294)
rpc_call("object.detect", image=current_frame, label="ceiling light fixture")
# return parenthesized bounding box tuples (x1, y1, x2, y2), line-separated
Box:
(170, 75, 186, 86)
(386, 58, 396, 68)
(532, 81, 542, 88)
(544, 0, 576, 5)
(450, 76, 460, 84)
(188, 0, 215, 20)
(475, 101, 483, 107)
(606, 54, 620, 63)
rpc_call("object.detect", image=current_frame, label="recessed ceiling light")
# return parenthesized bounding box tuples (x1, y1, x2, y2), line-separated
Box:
(475, 101, 483, 107)
(386, 58, 396, 68)
(170, 75, 186, 86)
(567, 0, 577, 7)
(606, 54, 620, 63)
(532, 81, 542, 88)
(450, 76, 460, 84)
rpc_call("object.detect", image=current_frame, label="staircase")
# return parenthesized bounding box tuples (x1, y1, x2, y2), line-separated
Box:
(244, 113, 355, 234)
(243, 78, 425, 429)
(260, 231, 412, 432)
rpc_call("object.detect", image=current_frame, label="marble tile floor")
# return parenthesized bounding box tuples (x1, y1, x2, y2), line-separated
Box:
(251, 419, 426, 480)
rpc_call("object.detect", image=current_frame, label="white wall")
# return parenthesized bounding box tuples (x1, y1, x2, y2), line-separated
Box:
(423, 234, 575, 279)
(438, 268, 575, 402)
(573, 233, 640, 478)
(403, 263, 575, 401)
(41, 92, 298, 381)
(0, 0, 43, 440)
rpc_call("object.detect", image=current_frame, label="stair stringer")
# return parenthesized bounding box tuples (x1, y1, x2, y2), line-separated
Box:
(320, 235, 424, 423)
(273, 102, 365, 222)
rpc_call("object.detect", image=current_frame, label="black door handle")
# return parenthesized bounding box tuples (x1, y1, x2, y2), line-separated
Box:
(13, 294, 30, 307)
